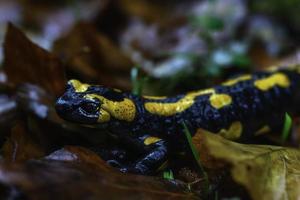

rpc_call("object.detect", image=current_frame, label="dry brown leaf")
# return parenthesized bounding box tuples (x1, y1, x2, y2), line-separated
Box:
(20, 0, 108, 31)
(3, 23, 66, 97)
(0, 92, 18, 142)
(0, 148, 198, 200)
(278, 50, 300, 67)
(53, 22, 133, 90)
(45, 146, 113, 173)
(119, 0, 171, 23)
(193, 130, 300, 200)
(2, 122, 45, 163)
(248, 44, 281, 69)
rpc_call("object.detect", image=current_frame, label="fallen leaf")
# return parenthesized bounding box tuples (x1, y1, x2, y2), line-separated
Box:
(0, 91, 18, 143)
(248, 43, 281, 69)
(20, 0, 108, 33)
(53, 22, 133, 90)
(0, 150, 198, 200)
(278, 49, 300, 67)
(3, 23, 66, 96)
(193, 130, 300, 200)
(119, 0, 171, 23)
(2, 121, 45, 162)
(45, 146, 112, 173)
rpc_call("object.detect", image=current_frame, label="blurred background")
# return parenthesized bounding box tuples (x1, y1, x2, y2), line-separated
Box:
(1, 0, 300, 95)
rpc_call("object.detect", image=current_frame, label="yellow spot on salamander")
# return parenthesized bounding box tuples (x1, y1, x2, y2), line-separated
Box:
(222, 75, 252, 86)
(69, 79, 90, 93)
(84, 94, 136, 122)
(143, 96, 167, 100)
(98, 109, 111, 123)
(218, 121, 243, 140)
(254, 73, 290, 91)
(209, 93, 232, 109)
(113, 88, 122, 93)
(144, 89, 215, 116)
(254, 125, 271, 136)
(144, 136, 162, 145)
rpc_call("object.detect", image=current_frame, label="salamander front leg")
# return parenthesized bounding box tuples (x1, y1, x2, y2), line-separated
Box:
(120, 136, 168, 175)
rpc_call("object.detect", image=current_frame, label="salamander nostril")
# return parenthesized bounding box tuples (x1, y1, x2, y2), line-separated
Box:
(55, 98, 73, 114)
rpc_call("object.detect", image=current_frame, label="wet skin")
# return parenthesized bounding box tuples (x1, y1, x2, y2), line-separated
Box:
(56, 65, 300, 174)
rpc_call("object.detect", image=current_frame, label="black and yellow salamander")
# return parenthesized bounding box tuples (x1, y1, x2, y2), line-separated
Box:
(55, 65, 300, 174)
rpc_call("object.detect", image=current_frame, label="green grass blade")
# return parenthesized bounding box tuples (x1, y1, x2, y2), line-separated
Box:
(163, 170, 174, 180)
(281, 112, 292, 142)
(131, 66, 143, 96)
(182, 123, 201, 164)
(182, 122, 210, 196)
(131, 66, 149, 96)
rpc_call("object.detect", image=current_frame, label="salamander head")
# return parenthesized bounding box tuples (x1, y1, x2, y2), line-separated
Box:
(55, 80, 133, 124)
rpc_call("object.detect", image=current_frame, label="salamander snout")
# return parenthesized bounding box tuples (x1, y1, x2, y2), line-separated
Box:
(55, 92, 100, 124)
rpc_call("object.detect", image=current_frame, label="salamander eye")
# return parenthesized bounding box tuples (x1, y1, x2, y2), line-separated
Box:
(81, 101, 99, 113)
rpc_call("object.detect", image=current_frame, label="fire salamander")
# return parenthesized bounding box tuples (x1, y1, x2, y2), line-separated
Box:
(56, 65, 300, 174)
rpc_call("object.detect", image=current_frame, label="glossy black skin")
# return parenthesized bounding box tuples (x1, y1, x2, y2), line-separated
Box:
(56, 68, 300, 174)
(56, 83, 170, 174)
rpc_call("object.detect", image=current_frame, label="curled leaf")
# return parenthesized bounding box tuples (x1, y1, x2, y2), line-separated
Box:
(0, 151, 198, 200)
(193, 130, 300, 200)
(3, 23, 66, 96)
(2, 122, 45, 163)
(53, 23, 133, 90)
